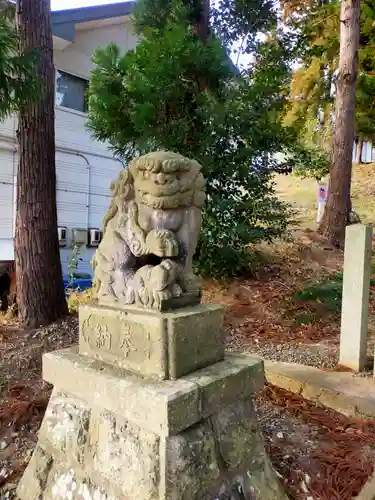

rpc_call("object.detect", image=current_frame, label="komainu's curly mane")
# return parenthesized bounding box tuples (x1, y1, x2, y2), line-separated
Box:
(102, 168, 134, 234)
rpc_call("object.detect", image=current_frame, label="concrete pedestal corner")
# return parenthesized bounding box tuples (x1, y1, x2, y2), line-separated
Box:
(17, 348, 287, 500)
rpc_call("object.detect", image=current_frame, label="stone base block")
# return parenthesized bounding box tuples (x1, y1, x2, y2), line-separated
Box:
(17, 348, 287, 500)
(79, 303, 225, 379)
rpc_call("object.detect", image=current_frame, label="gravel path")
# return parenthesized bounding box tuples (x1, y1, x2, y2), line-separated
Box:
(226, 334, 339, 369)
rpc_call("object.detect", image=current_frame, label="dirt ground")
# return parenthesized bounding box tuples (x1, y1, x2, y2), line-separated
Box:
(1, 231, 375, 499)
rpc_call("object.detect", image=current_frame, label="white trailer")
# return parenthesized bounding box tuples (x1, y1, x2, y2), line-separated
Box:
(0, 105, 123, 278)
(0, 2, 136, 279)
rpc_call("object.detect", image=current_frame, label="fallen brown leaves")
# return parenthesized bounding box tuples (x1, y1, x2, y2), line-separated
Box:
(0, 317, 78, 494)
(0, 385, 48, 430)
(203, 232, 375, 352)
(0, 383, 50, 489)
(1, 231, 374, 497)
(264, 384, 375, 500)
(204, 278, 340, 348)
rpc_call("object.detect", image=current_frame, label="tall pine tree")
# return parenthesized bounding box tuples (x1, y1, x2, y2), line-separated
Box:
(284, 0, 375, 168)
(15, 0, 68, 326)
(88, 0, 296, 277)
(318, 0, 360, 245)
(0, 6, 39, 120)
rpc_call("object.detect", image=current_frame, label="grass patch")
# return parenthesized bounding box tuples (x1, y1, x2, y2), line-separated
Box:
(295, 272, 344, 314)
(274, 163, 375, 228)
(293, 311, 319, 325)
(295, 271, 375, 322)
(274, 174, 318, 228)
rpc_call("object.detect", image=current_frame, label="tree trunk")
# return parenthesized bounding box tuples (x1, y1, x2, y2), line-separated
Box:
(318, 0, 360, 247)
(355, 137, 364, 163)
(15, 0, 68, 327)
(195, 0, 210, 41)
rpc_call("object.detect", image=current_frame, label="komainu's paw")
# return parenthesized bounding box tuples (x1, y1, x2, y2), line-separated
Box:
(181, 273, 202, 294)
(146, 229, 179, 258)
(137, 288, 172, 309)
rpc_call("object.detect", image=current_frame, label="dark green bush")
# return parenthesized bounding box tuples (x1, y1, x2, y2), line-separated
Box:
(88, 0, 295, 277)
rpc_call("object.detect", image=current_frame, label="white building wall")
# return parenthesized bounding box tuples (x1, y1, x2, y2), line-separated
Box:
(0, 17, 136, 275)
(353, 140, 374, 164)
(54, 20, 137, 79)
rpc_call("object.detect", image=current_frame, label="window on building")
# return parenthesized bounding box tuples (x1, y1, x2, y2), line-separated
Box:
(55, 70, 88, 113)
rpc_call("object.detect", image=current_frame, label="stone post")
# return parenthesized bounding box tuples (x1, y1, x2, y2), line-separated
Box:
(339, 224, 373, 372)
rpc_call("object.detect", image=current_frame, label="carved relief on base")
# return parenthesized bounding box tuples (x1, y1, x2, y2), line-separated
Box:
(79, 306, 165, 378)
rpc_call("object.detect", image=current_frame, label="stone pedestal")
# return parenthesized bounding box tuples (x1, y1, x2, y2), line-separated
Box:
(17, 304, 287, 500)
(79, 303, 225, 379)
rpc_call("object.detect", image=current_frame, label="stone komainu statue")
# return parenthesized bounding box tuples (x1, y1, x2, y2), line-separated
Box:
(92, 151, 206, 309)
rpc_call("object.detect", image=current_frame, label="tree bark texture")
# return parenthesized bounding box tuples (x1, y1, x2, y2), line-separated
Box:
(318, 0, 360, 247)
(195, 0, 210, 41)
(15, 0, 68, 327)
